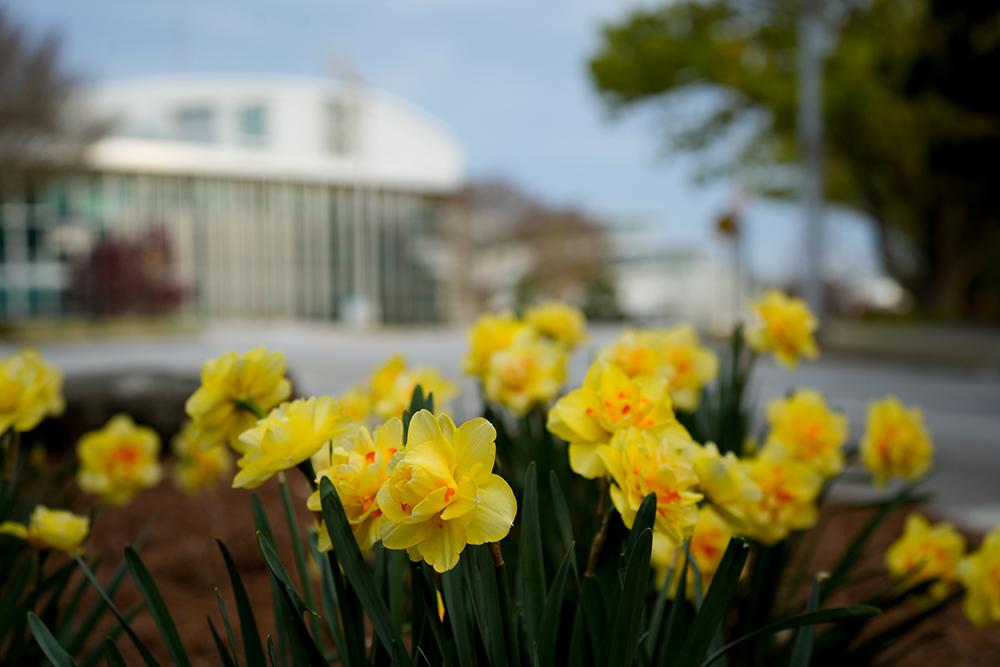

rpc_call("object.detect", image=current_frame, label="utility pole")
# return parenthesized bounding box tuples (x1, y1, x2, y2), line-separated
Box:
(798, 0, 825, 316)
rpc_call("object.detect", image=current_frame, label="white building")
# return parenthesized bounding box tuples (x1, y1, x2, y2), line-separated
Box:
(604, 215, 745, 332)
(0, 74, 463, 323)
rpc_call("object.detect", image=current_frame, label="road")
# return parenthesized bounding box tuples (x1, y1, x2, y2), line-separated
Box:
(8, 322, 1000, 531)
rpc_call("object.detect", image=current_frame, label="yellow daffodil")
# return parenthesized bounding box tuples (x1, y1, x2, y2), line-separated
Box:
(886, 513, 965, 600)
(761, 389, 848, 478)
(654, 506, 734, 599)
(338, 385, 372, 423)
(654, 325, 719, 412)
(185, 347, 292, 453)
(599, 330, 663, 379)
(598, 428, 703, 545)
(376, 410, 517, 573)
(957, 524, 1000, 628)
(484, 334, 567, 416)
(77, 415, 162, 506)
(547, 362, 689, 479)
(746, 290, 819, 369)
(524, 300, 587, 348)
(462, 312, 525, 379)
(690, 443, 761, 525)
(0, 348, 64, 434)
(370, 355, 457, 420)
(861, 396, 933, 487)
(172, 421, 232, 494)
(741, 456, 821, 545)
(234, 396, 351, 489)
(0, 506, 89, 554)
(309, 419, 402, 552)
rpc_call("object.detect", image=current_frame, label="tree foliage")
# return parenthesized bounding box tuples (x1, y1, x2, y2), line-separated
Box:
(589, 0, 1000, 319)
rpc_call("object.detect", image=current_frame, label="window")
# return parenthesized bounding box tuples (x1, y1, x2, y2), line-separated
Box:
(326, 98, 357, 155)
(175, 106, 215, 143)
(238, 104, 268, 147)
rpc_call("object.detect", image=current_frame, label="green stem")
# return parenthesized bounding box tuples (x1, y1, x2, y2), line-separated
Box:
(297, 459, 317, 491)
(234, 398, 266, 419)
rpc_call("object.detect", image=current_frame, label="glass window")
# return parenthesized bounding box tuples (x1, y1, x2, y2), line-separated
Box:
(175, 106, 215, 143)
(238, 104, 268, 147)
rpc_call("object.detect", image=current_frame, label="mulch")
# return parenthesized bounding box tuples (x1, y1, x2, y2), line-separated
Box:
(74, 478, 1000, 666)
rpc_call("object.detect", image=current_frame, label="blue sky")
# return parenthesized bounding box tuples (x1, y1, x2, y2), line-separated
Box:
(11, 0, 878, 282)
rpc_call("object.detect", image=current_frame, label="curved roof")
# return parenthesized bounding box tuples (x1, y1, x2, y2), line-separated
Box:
(82, 74, 464, 192)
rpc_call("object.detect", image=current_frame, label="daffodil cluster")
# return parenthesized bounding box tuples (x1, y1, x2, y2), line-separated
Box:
(0, 506, 89, 555)
(306, 409, 518, 573)
(0, 348, 64, 435)
(886, 513, 965, 600)
(369, 355, 457, 420)
(599, 325, 719, 412)
(548, 363, 687, 479)
(309, 419, 402, 552)
(185, 347, 292, 452)
(746, 290, 819, 369)
(958, 523, 1000, 628)
(463, 302, 584, 416)
(233, 396, 351, 489)
(171, 421, 232, 494)
(77, 415, 163, 506)
(861, 396, 933, 486)
(760, 389, 848, 478)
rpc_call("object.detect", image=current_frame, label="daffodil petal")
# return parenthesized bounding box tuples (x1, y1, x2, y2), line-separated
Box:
(463, 475, 517, 545)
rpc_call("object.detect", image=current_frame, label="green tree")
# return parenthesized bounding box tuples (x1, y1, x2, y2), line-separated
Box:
(589, 0, 1000, 319)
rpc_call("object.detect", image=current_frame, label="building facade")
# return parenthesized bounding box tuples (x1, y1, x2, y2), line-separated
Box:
(0, 75, 463, 324)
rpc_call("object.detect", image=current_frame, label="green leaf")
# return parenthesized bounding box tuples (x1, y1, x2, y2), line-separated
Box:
(442, 561, 476, 667)
(124, 546, 191, 667)
(548, 470, 577, 575)
(256, 531, 313, 616)
(464, 545, 509, 667)
(267, 635, 279, 667)
(27, 612, 76, 667)
(103, 638, 127, 667)
(607, 528, 653, 667)
(539, 544, 575, 667)
(700, 606, 881, 667)
(249, 493, 288, 664)
(0, 555, 35, 634)
(79, 604, 141, 667)
(644, 560, 676, 662)
(412, 562, 453, 667)
(656, 547, 691, 667)
(318, 477, 410, 665)
(218, 540, 267, 667)
(208, 617, 239, 667)
(278, 479, 322, 639)
(789, 576, 822, 667)
(520, 462, 546, 650)
(214, 588, 240, 667)
(821, 481, 922, 602)
(675, 538, 751, 666)
(624, 493, 657, 556)
(74, 555, 161, 667)
(579, 575, 606, 664)
(306, 531, 350, 664)
(271, 573, 327, 667)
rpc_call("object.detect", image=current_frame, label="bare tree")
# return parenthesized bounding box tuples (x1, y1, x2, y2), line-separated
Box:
(0, 7, 105, 194)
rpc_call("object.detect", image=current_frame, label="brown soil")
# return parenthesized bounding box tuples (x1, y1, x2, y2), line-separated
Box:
(71, 481, 1000, 666)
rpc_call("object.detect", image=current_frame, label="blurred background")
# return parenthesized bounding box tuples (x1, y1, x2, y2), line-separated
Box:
(0, 1, 998, 525)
